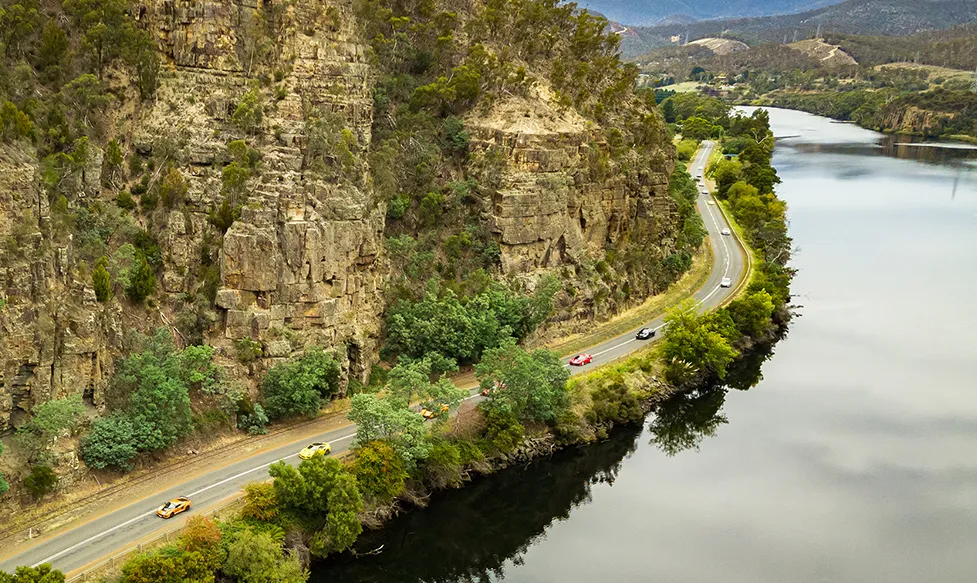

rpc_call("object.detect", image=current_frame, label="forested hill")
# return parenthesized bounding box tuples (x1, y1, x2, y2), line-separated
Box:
(621, 0, 977, 56)
(576, 0, 844, 27)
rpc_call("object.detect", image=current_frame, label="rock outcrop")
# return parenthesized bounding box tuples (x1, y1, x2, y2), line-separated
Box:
(0, 0, 678, 431)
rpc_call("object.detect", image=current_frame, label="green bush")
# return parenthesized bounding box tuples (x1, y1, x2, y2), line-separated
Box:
(81, 415, 139, 471)
(23, 465, 58, 500)
(422, 440, 463, 489)
(125, 252, 156, 302)
(93, 257, 111, 302)
(351, 440, 408, 503)
(261, 349, 341, 419)
(483, 407, 524, 453)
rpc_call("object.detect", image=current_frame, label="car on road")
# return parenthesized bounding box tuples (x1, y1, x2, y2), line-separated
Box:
(299, 442, 332, 460)
(636, 327, 656, 340)
(156, 496, 191, 519)
(700, 189, 708, 195)
(421, 404, 450, 419)
(707, 200, 716, 205)
(721, 228, 731, 236)
(481, 381, 507, 396)
(569, 354, 593, 366)
(720, 277, 732, 288)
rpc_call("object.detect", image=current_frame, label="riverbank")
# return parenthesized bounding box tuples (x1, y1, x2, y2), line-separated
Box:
(752, 89, 977, 144)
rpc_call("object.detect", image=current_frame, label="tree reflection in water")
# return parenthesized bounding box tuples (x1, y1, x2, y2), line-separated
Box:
(314, 334, 786, 582)
(313, 426, 641, 583)
(648, 333, 784, 456)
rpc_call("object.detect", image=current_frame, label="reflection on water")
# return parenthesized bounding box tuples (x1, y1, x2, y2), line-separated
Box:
(314, 108, 977, 582)
(313, 427, 642, 583)
(315, 338, 780, 583)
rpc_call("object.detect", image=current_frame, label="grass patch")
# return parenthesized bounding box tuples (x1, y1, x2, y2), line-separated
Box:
(545, 242, 714, 357)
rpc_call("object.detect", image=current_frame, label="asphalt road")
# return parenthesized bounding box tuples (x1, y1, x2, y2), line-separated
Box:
(0, 140, 745, 576)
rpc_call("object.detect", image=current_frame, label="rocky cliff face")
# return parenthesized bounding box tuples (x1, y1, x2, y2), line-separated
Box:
(0, 0, 677, 431)
(467, 95, 676, 332)
(878, 105, 957, 136)
(0, 0, 386, 431)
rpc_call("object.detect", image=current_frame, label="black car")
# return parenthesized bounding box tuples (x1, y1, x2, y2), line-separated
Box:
(636, 327, 656, 340)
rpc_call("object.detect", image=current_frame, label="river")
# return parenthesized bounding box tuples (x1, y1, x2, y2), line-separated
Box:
(312, 108, 977, 583)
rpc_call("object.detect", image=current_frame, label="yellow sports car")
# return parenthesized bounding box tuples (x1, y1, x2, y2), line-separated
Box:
(156, 496, 191, 519)
(421, 404, 450, 419)
(299, 442, 332, 460)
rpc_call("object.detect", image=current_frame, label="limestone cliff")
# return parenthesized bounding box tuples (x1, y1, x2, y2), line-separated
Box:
(0, 0, 678, 432)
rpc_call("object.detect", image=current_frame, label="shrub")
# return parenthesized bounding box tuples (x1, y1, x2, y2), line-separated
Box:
(422, 440, 463, 489)
(93, 257, 111, 302)
(233, 337, 263, 364)
(125, 252, 156, 302)
(223, 529, 305, 583)
(261, 349, 341, 420)
(350, 440, 408, 503)
(81, 415, 139, 471)
(23, 465, 58, 499)
(115, 190, 137, 210)
(242, 482, 279, 522)
(483, 407, 524, 453)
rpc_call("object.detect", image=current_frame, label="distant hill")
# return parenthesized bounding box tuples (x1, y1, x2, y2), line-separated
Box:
(789, 39, 858, 66)
(574, 0, 844, 27)
(687, 38, 750, 55)
(621, 0, 977, 56)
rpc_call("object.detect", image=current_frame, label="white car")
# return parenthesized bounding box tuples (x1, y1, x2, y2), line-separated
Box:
(721, 228, 731, 236)
(720, 277, 732, 288)
(707, 200, 716, 205)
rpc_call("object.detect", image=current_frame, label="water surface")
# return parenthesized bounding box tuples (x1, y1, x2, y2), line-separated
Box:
(315, 108, 977, 583)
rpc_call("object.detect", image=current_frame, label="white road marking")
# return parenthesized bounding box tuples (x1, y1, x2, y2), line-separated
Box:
(32, 431, 360, 567)
(28, 142, 743, 573)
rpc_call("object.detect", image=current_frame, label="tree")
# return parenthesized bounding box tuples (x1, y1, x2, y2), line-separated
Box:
(15, 395, 85, 463)
(724, 290, 776, 339)
(0, 443, 8, 497)
(348, 394, 430, 469)
(661, 98, 676, 123)
(681, 116, 716, 141)
(232, 87, 264, 134)
(93, 256, 111, 301)
(475, 337, 570, 425)
(178, 517, 224, 573)
(261, 349, 341, 420)
(125, 251, 156, 302)
(384, 358, 465, 410)
(712, 159, 743, 199)
(81, 415, 138, 470)
(350, 440, 408, 503)
(120, 547, 215, 583)
(0, 564, 65, 583)
(268, 461, 307, 515)
(23, 465, 58, 500)
(309, 469, 363, 557)
(242, 482, 279, 522)
(223, 529, 307, 583)
(158, 166, 188, 208)
(661, 300, 739, 384)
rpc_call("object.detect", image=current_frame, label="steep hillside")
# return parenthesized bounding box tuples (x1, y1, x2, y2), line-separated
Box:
(0, 0, 689, 500)
(688, 38, 750, 55)
(789, 39, 857, 66)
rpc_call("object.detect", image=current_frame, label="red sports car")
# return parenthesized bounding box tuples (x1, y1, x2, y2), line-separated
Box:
(481, 381, 507, 396)
(569, 354, 593, 366)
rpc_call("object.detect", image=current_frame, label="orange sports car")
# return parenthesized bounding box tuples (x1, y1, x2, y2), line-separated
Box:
(156, 496, 191, 518)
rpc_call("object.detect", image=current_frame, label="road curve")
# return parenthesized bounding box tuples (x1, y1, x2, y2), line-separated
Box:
(0, 140, 746, 576)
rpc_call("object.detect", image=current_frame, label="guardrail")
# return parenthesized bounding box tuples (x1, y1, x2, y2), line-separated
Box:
(65, 497, 245, 583)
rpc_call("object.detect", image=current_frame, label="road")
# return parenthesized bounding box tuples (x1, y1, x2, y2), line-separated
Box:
(0, 140, 745, 576)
